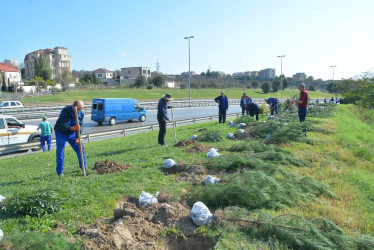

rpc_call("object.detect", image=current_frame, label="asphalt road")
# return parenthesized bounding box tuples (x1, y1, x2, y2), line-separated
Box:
(24, 105, 243, 139)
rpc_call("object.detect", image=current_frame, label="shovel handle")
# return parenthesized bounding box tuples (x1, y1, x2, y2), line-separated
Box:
(73, 107, 86, 177)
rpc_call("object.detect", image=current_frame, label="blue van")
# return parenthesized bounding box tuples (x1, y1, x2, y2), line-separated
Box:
(91, 98, 147, 126)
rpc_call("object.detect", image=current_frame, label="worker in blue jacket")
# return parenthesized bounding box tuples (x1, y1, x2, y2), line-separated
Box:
(240, 92, 252, 115)
(214, 91, 229, 123)
(157, 93, 173, 146)
(54, 100, 86, 176)
(265, 97, 279, 115)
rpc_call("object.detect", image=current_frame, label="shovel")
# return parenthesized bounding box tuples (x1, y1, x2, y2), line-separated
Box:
(73, 107, 86, 177)
(171, 107, 177, 144)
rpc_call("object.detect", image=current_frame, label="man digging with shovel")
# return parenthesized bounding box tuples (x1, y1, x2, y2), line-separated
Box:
(54, 100, 87, 177)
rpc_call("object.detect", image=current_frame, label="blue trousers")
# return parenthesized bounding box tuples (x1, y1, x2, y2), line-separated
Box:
(40, 135, 52, 152)
(55, 131, 86, 174)
(270, 103, 279, 115)
(298, 108, 307, 122)
(219, 108, 227, 123)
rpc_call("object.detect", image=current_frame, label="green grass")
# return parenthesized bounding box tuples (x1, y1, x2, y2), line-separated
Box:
(0, 104, 373, 248)
(20, 87, 333, 104)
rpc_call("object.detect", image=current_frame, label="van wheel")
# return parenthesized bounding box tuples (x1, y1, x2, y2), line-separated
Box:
(139, 115, 146, 122)
(109, 117, 116, 126)
(97, 121, 103, 126)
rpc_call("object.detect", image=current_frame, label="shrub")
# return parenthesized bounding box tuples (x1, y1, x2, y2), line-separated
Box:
(197, 130, 222, 142)
(234, 115, 256, 124)
(2, 190, 63, 217)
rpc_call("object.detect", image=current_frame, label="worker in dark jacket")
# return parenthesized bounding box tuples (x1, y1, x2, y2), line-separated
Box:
(214, 91, 229, 123)
(247, 102, 261, 121)
(157, 93, 173, 146)
(54, 100, 86, 176)
(265, 97, 279, 115)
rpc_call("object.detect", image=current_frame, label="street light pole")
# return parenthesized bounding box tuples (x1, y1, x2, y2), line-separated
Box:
(277, 55, 285, 101)
(330, 65, 336, 81)
(184, 36, 194, 102)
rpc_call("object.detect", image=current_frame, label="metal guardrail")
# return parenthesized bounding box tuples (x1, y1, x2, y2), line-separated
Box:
(0, 113, 241, 155)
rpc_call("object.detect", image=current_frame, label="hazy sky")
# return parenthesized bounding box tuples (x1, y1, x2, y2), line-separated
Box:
(1, 0, 373, 80)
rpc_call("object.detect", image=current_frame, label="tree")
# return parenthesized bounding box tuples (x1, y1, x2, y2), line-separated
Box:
(1, 73, 6, 92)
(251, 81, 259, 89)
(307, 76, 314, 82)
(282, 77, 289, 89)
(152, 75, 166, 88)
(34, 54, 52, 81)
(261, 82, 271, 94)
(134, 75, 147, 88)
(309, 85, 316, 91)
(326, 82, 337, 93)
(272, 78, 281, 92)
(34, 76, 44, 92)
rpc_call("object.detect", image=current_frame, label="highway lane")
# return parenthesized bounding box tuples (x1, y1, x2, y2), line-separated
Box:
(24, 105, 243, 138)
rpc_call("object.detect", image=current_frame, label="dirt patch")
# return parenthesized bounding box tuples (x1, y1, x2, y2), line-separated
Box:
(80, 197, 215, 250)
(161, 164, 208, 185)
(93, 159, 132, 174)
(185, 143, 211, 153)
(197, 128, 207, 132)
(175, 165, 207, 185)
(174, 140, 196, 147)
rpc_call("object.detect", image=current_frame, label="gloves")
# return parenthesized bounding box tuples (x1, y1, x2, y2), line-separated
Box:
(75, 138, 80, 145)
(70, 124, 80, 131)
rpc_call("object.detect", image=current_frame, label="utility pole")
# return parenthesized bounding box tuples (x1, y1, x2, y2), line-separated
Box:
(156, 59, 160, 73)
(277, 55, 285, 101)
(184, 36, 194, 102)
(330, 65, 336, 81)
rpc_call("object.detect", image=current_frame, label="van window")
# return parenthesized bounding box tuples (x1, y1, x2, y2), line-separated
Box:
(3, 102, 9, 107)
(6, 118, 21, 127)
(98, 103, 103, 111)
(11, 102, 17, 106)
(0, 119, 5, 129)
(92, 103, 98, 110)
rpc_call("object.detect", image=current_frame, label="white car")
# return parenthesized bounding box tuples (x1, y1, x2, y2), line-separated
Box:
(0, 115, 40, 146)
(0, 101, 24, 109)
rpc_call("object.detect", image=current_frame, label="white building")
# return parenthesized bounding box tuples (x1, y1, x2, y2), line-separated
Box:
(0, 63, 22, 88)
(93, 68, 114, 80)
(121, 66, 151, 79)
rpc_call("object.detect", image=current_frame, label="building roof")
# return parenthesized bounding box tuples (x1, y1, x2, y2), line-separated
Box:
(0, 63, 20, 72)
(93, 68, 113, 73)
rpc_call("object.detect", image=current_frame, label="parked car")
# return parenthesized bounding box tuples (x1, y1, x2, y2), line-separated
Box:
(0, 115, 40, 146)
(0, 101, 24, 109)
(91, 98, 147, 125)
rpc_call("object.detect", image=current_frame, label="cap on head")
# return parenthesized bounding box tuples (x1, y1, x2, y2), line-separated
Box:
(42, 116, 47, 120)
(162, 93, 173, 101)
(298, 82, 305, 88)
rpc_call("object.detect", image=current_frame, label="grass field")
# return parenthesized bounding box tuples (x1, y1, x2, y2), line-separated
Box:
(20, 87, 333, 104)
(0, 104, 373, 249)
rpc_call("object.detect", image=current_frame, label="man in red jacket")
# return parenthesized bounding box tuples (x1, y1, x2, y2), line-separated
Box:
(298, 83, 308, 123)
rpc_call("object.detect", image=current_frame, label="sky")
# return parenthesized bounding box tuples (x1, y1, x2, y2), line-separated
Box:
(1, 0, 373, 80)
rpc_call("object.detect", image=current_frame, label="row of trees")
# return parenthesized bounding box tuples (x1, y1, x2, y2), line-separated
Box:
(132, 75, 166, 88)
(333, 78, 374, 108)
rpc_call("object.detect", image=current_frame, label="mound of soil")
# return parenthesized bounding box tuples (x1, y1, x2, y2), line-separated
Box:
(174, 140, 196, 147)
(175, 165, 207, 185)
(185, 143, 211, 153)
(80, 197, 215, 250)
(197, 128, 207, 132)
(93, 159, 132, 174)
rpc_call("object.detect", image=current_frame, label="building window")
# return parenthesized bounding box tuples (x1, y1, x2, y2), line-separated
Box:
(98, 74, 102, 77)
(128, 71, 131, 74)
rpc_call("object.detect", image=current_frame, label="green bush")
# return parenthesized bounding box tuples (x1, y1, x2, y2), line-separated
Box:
(197, 130, 222, 142)
(188, 170, 334, 210)
(234, 115, 256, 124)
(2, 190, 63, 217)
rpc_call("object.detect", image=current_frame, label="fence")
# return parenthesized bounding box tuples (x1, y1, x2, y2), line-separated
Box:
(0, 112, 241, 155)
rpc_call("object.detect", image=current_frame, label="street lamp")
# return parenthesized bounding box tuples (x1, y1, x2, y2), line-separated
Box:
(184, 36, 194, 102)
(277, 55, 285, 101)
(330, 65, 336, 81)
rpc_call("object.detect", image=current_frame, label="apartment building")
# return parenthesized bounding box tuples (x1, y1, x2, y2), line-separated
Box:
(120, 67, 151, 79)
(258, 68, 275, 81)
(293, 72, 307, 81)
(3, 59, 18, 68)
(24, 47, 71, 79)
